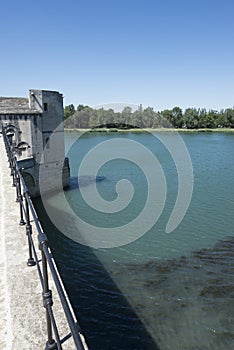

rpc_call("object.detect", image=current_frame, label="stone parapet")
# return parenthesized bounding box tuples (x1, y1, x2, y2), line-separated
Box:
(0, 135, 87, 350)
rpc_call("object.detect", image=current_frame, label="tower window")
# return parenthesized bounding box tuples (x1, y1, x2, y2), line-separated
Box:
(44, 103, 48, 111)
(45, 137, 50, 149)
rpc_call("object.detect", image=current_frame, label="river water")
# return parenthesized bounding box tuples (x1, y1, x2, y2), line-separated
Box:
(34, 131, 234, 350)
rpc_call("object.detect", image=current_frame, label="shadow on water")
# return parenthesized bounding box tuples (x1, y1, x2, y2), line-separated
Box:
(70, 175, 106, 190)
(33, 190, 160, 350)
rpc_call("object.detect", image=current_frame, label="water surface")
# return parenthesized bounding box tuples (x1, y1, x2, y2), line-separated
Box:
(35, 131, 234, 349)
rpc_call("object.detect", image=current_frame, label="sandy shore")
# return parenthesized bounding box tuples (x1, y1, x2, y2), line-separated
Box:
(65, 127, 234, 133)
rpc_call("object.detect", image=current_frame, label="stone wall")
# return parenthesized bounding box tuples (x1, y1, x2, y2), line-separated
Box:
(0, 90, 70, 197)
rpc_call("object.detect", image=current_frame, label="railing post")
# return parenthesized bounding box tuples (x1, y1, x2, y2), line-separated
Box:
(24, 193, 36, 267)
(11, 156, 17, 188)
(40, 237, 57, 350)
(15, 173, 21, 203)
(17, 177, 26, 226)
(10, 157, 15, 179)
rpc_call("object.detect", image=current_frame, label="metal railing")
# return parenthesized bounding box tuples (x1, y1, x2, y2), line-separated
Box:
(2, 126, 87, 350)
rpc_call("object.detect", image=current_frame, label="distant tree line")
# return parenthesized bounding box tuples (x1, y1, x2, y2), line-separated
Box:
(64, 104, 234, 129)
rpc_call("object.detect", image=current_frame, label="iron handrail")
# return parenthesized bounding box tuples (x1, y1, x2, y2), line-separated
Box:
(2, 125, 87, 350)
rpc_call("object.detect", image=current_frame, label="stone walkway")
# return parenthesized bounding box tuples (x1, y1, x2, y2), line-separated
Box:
(0, 135, 88, 349)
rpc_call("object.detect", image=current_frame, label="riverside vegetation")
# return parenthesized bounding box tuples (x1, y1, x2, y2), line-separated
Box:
(64, 104, 234, 130)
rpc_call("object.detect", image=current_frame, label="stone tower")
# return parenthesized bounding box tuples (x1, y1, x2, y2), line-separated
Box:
(0, 89, 70, 197)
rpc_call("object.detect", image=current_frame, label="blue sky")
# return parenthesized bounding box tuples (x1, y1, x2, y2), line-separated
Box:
(1, 0, 234, 111)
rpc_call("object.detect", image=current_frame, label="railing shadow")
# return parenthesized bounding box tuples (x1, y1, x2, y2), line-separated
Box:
(33, 189, 161, 350)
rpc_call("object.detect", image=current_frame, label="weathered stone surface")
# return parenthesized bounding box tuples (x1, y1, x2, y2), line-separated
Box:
(0, 90, 70, 198)
(0, 97, 34, 114)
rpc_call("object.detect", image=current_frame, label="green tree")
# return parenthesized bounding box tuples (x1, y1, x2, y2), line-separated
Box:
(142, 107, 155, 128)
(197, 108, 207, 128)
(121, 107, 132, 126)
(205, 110, 218, 128)
(64, 101, 234, 130)
(183, 108, 199, 129)
(105, 109, 116, 125)
(64, 104, 75, 119)
(171, 107, 183, 128)
(77, 104, 89, 111)
(225, 108, 234, 127)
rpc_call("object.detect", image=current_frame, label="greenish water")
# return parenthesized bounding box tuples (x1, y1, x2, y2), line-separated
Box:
(35, 131, 234, 350)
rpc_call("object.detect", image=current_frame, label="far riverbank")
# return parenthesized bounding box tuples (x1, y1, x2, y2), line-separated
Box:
(65, 127, 234, 133)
